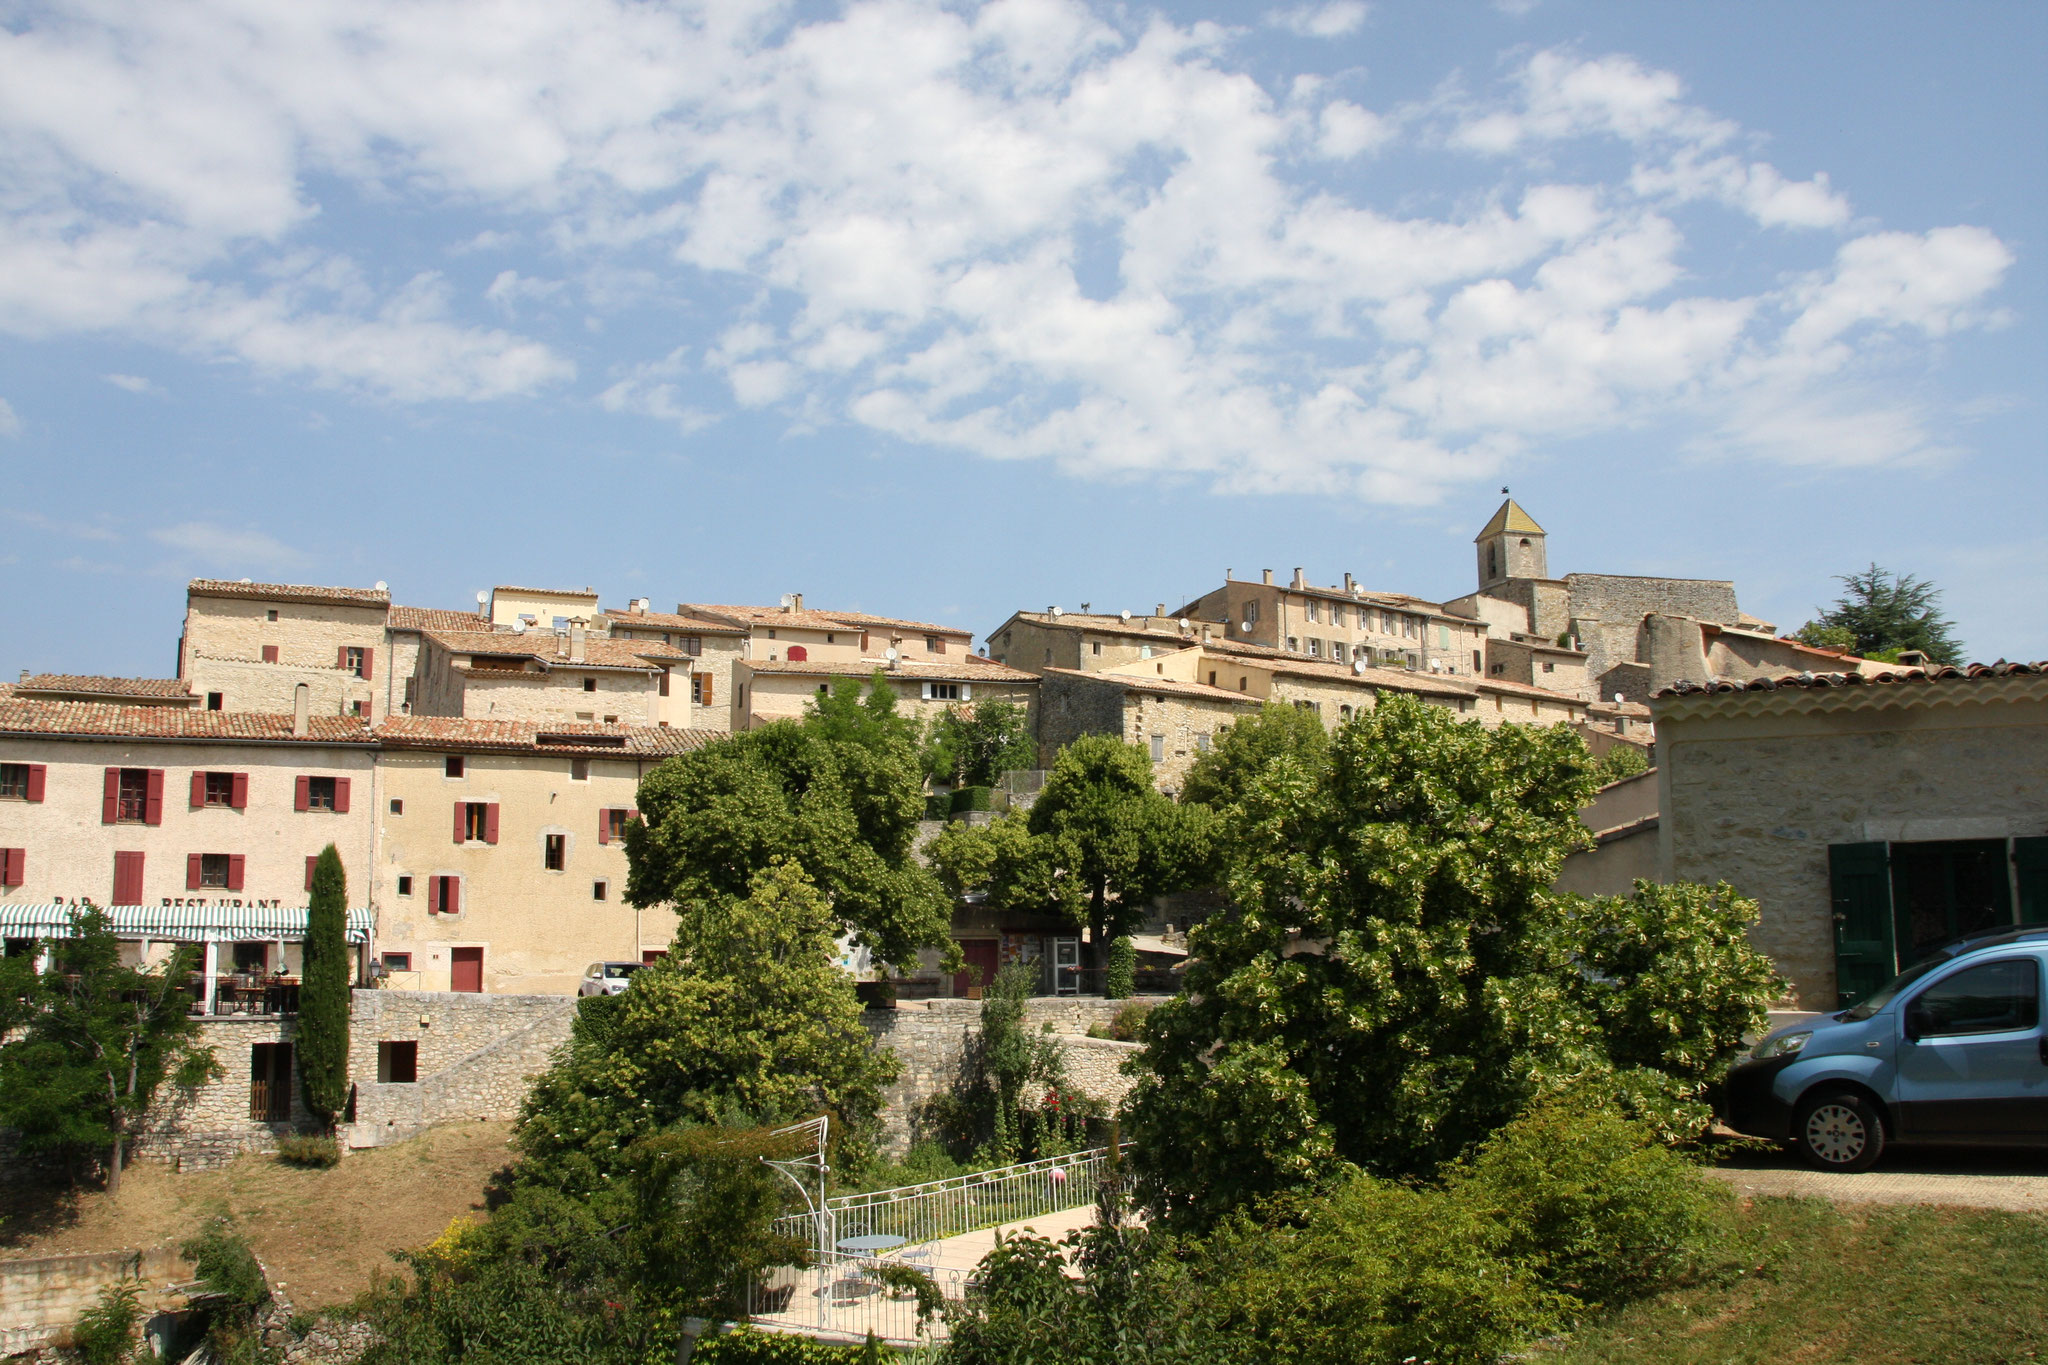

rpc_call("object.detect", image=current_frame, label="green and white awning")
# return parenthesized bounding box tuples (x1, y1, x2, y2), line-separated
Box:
(0, 904, 374, 944)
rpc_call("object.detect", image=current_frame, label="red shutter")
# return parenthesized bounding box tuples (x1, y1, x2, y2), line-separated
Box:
(306, 855, 318, 891)
(113, 851, 144, 905)
(231, 772, 248, 809)
(295, 776, 311, 811)
(227, 855, 245, 891)
(598, 809, 611, 845)
(428, 877, 442, 913)
(262, 645, 278, 663)
(484, 803, 499, 845)
(334, 777, 351, 814)
(628, 808, 640, 823)
(362, 647, 374, 681)
(445, 878, 460, 916)
(455, 802, 467, 844)
(0, 849, 22, 887)
(187, 853, 204, 889)
(191, 772, 208, 808)
(103, 768, 120, 824)
(24, 766, 44, 803)
(144, 769, 164, 825)
(337, 645, 349, 670)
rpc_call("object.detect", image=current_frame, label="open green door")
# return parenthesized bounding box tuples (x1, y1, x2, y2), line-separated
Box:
(2016, 837, 2048, 924)
(1829, 841, 1895, 1008)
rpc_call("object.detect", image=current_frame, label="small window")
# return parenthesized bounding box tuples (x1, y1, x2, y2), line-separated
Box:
(345, 646, 366, 678)
(928, 683, 961, 701)
(0, 765, 26, 800)
(232, 942, 269, 973)
(1148, 734, 1164, 763)
(378, 1040, 419, 1084)
(583, 677, 597, 692)
(1330, 604, 1344, 627)
(606, 808, 630, 841)
(352, 699, 370, 719)
(1542, 661, 1556, 673)
(1286, 637, 1298, 652)
(117, 768, 150, 821)
(1473, 650, 1483, 671)
(266, 609, 278, 622)
(571, 758, 590, 781)
(681, 635, 702, 657)
(305, 776, 337, 810)
(203, 772, 235, 806)
(207, 692, 224, 710)
(1139, 644, 1154, 659)
(1305, 600, 1318, 622)
(1194, 733, 1210, 752)
(383, 951, 411, 971)
(397, 875, 413, 896)
(445, 755, 464, 778)
(691, 675, 706, 704)
(603, 715, 618, 724)
(544, 833, 566, 871)
(1091, 641, 1102, 656)
(200, 853, 231, 888)
(593, 880, 608, 901)
(1044, 649, 1052, 664)
(1245, 600, 1259, 623)
(1207, 671, 1217, 686)
(390, 798, 403, 815)
(464, 802, 490, 841)
(1307, 639, 1320, 658)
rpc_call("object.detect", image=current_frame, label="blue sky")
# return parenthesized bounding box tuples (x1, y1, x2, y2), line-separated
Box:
(3, 0, 2041, 680)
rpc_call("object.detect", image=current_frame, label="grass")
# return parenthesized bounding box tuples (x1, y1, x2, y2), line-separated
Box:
(1546, 1196, 2048, 1364)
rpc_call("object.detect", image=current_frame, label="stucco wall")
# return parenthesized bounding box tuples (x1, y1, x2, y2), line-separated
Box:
(1555, 822, 1660, 898)
(1579, 767, 1659, 833)
(0, 735, 377, 913)
(458, 667, 661, 725)
(1656, 684, 2048, 1009)
(373, 747, 675, 995)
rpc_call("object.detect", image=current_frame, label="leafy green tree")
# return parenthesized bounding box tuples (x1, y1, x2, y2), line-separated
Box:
(923, 699, 1038, 787)
(1797, 564, 1963, 665)
(298, 843, 351, 1129)
(0, 908, 218, 1195)
(1789, 622, 1855, 654)
(934, 737, 1213, 973)
(933, 961, 1082, 1165)
(1104, 937, 1137, 999)
(1588, 743, 1649, 786)
(514, 860, 897, 1197)
(1122, 695, 1771, 1231)
(625, 672, 950, 967)
(1178, 702, 1329, 811)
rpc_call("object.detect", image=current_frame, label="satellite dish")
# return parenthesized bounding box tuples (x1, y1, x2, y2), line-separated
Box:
(779, 593, 793, 608)
(1613, 692, 1625, 704)
(1241, 620, 1253, 634)
(1050, 607, 1063, 618)
(1352, 659, 1366, 675)
(476, 590, 489, 605)
(374, 580, 388, 592)
(239, 577, 253, 584)
(885, 647, 899, 661)
(1178, 618, 1190, 630)
(1119, 610, 1132, 622)
(513, 622, 527, 634)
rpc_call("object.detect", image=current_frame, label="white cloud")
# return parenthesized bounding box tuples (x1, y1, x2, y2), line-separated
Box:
(598, 347, 717, 433)
(0, 397, 17, 437)
(148, 521, 308, 570)
(1269, 3, 1370, 38)
(1316, 101, 1388, 159)
(103, 373, 164, 395)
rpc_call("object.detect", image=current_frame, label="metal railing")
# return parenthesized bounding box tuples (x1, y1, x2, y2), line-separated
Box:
(746, 1254, 973, 1346)
(773, 1144, 1120, 1250)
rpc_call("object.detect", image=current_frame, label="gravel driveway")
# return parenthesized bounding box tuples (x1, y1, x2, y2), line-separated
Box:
(1708, 1144, 2048, 1213)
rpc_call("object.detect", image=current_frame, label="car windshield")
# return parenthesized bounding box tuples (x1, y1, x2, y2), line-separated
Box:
(604, 963, 640, 979)
(1841, 955, 1951, 1021)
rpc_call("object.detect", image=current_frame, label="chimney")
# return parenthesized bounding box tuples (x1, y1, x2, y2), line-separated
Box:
(1155, 603, 1166, 618)
(16, 669, 25, 684)
(293, 684, 309, 736)
(1292, 567, 1306, 590)
(789, 593, 803, 614)
(1262, 569, 1274, 585)
(569, 625, 586, 663)
(1343, 573, 1355, 592)
(1201, 625, 1212, 643)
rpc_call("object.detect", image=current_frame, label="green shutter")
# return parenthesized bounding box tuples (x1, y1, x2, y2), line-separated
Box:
(1829, 841, 1896, 1008)
(2016, 837, 2048, 925)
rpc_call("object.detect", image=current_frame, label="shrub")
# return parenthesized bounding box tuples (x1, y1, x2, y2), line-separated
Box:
(1103, 937, 1136, 999)
(924, 793, 950, 820)
(180, 1216, 271, 1364)
(275, 1133, 340, 1168)
(695, 1327, 890, 1362)
(72, 1279, 141, 1365)
(1108, 1000, 1152, 1041)
(950, 785, 994, 814)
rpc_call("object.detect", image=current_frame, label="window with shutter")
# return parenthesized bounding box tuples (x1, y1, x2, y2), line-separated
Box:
(306, 856, 318, 891)
(24, 766, 43, 802)
(191, 772, 208, 808)
(303, 777, 337, 811)
(334, 778, 351, 813)
(227, 855, 245, 891)
(188, 853, 205, 889)
(112, 850, 145, 905)
(0, 848, 23, 887)
(428, 877, 442, 912)
(103, 768, 120, 823)
(262, 645, 278, 663)
(144, 769, 164, 825)
(295, 776, 311, 812)
(484, 803, 499, 845)
(231, 772, 248, 809)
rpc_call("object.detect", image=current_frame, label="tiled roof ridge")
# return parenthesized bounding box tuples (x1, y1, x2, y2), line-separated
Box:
(188, 579, 390, 605)
(375, 715, 720, 755)
(16, 674, 193, 697)
(599, 607, 748, 634)
(422, 630, 688, 666)
(1656, 660, 2048, 699)
(823, 609, 973, 636)
(1041, 667, 1260, 705)
(742, 656, 1038, 683)
(491, 584, 598, 598)
(388, 605, 491, 632)
(0, 698, 374, 742)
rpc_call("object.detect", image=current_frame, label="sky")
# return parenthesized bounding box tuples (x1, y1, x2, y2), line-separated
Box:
(2, 0, 2042, 681)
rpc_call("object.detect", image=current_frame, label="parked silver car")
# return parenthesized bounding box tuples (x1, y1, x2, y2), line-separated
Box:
(578, 961, 644, 997)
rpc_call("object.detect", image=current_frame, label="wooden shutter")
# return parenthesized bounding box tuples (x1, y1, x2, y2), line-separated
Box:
(24, 766, 44, 803)
(443, 877, 460, 916)
(103, 768, 120, 823)
(188, 853, 205, 889)
(2015, 837, 2048, 925)
(262, 645, 278, 663)
(598, 810, 611, 845)
(113, 850, 144, 905)
(658, 667, 670, 697)
(306, 856, 318, 891)
(700, 672, 712, 705)
(1829, 842, 1896, 1008)
(484, 803, 499, 845)
(227, 855, 245, 891)
(191, 772, 208, 808)
(295, 776, 311, 812)
(0, 849, 22, 887)
(362, 647, 374, 681)
(334, 778, 351, 814)
(428, 877, 442, 913)
(144, 769, 164, 825)
(455, 802, 468, 844)
(231, 772, 248, 809)
(337, 645, 349, 669)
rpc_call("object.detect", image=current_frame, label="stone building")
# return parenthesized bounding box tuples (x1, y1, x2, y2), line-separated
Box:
(1175, 572, 1489, 677)
(600, 603, 749, 731)
(1651, 660, 2048, 1010)
(407, 628, 696, 728)
(368, 716, 716, 995)
(734, 655, 1040, 732)
(178, 579, 392, 720)
(985, 608, 1203, 674)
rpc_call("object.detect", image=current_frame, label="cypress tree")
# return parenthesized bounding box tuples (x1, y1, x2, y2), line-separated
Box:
(299, 843, 351, 1129)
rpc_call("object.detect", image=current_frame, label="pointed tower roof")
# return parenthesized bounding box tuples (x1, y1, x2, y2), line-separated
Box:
(1475, 498, 1545, 541)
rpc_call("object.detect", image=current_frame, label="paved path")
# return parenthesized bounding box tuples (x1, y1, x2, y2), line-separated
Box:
(1708, 1147, 2048, 1213)
(914, 1200, 1105, 1272)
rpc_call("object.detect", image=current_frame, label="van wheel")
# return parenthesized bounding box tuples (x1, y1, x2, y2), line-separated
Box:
(1793, 1090, 1885, 1172)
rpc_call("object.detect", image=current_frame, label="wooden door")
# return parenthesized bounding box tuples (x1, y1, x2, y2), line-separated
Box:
(249, 1042, 292, 1121)
(450, 947, 484, 993)
(953, 939, 1000, 998)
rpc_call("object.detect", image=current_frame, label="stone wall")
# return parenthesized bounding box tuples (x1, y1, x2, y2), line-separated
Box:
(182, 595, 386, 717)
(1566, 573, 1737, 686)
(0, 1248, 184, 1356)
(863, 996, 1164, 1154)
(137, 1016, 309, 1170)
(346, 989, 576, 1147)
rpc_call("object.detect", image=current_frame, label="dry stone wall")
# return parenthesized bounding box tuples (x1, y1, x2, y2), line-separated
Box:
(346, 989, 575, 1147)
(0, 1249, 184, 1356)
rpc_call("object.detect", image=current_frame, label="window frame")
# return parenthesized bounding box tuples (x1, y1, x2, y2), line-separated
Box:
(544, 833, 567, 871)
(304, 775, 338, 811)
(1906, 957, 2042, 1039)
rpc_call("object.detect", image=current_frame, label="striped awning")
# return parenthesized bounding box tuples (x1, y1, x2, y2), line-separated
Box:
(0, 904, 374, 945)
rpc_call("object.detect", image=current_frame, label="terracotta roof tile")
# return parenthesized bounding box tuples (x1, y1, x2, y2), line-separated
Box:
(823, 610, 973, 637)
(187, 579, 390, 607)
(423, 631, 689, 670)
(676, 602, 872, 633)
(740, 656, 1039, 684)
(0, 699, 373, 744)
(388, 605, 490, 632)
(1041, 667, 1260, 707)
(600, 608, 749, 636)
(15, 674, 193, 700)
(491, 585, 598, 599)
(1475, 678, 1586, 705)
(1656, 660, 2048, 699)
(375, 715, 719, 756)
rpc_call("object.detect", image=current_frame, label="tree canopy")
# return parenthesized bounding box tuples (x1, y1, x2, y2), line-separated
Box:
(923, 698, 1038, 788)
(1177, 702, 1329, 811)
(1121, 695, 1778, 1231)
(931, 735, 1213, 968)
(0, 909, 218, 1195)
(1795, 563, 1963, 665)
(624, 670, 951, 967)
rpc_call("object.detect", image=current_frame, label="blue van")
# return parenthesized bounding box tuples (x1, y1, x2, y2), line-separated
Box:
(1721, 925, 2048, 1170)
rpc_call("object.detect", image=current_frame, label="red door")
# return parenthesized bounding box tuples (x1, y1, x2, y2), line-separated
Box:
(450, 947, 484, 993)
(953, 939, 1000, 997)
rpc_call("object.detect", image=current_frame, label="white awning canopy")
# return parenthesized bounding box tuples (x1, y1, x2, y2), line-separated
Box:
(0, 904, 374, 945)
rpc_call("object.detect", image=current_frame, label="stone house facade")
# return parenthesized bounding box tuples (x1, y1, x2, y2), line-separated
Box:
(1652, 661, 2048, 1010)
(179, 580, 391, 721)
(408, 629, 695, 728)
(733, 656, 1039, 732)
(1175, 570, 1488, 677)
